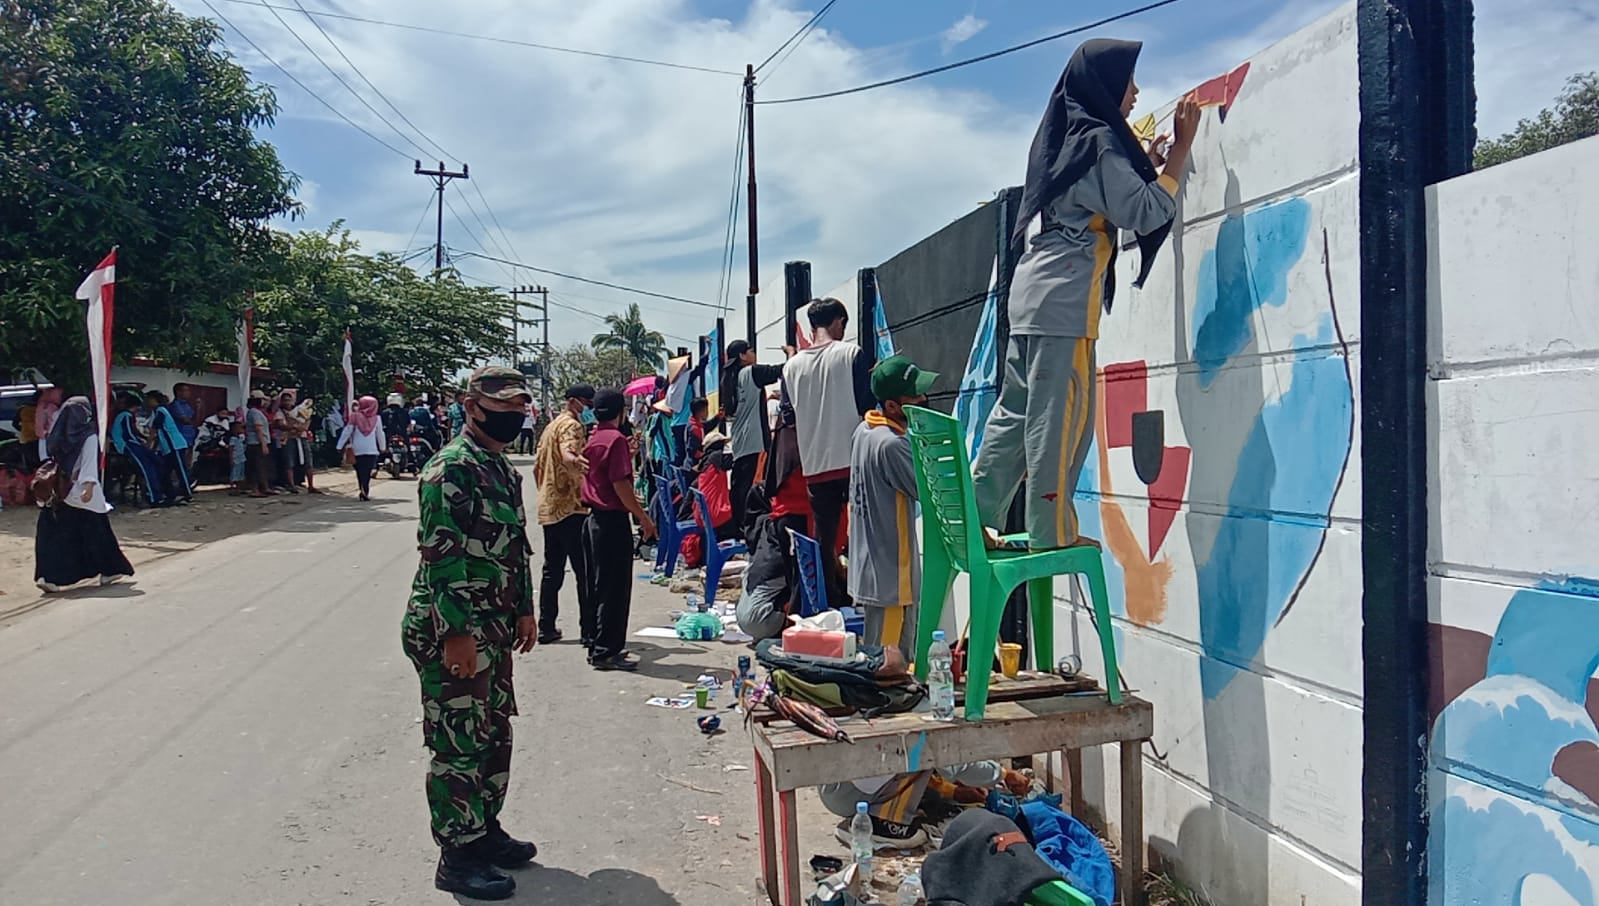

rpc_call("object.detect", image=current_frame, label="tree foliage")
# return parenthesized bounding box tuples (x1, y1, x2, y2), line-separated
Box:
(251, 226, 516, 401)
(591, 302, 668, 373)
(1475, 72, 1599, 170)
(544, 342, 639, 397)
(0, 0, 300, 386)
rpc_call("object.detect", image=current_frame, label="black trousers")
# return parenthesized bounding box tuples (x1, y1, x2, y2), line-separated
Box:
(774, 512, 809, 615)
(539, 512, 591, 639)
(730, 452, 760, 540)
(582, 509, 634, 661)
(806, 476, 850, 608)
(353, 454, 378, 497)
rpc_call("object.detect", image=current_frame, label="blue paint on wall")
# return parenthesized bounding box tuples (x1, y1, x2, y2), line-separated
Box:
(1431, 580, 1599, 906)
(1190, 199, 1312, 389)
(1184, 197, 1348, 700)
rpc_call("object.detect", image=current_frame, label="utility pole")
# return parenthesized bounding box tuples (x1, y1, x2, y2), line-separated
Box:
(413, 160, 469, 273)
(744, 64, 760, 346)
(509, 285, 551, 418)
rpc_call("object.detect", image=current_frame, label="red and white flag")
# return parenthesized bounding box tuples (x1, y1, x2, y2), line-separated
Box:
(341, 328, 354, 413)
(236, 306, 254, 417)
(75, 249, 116, 459)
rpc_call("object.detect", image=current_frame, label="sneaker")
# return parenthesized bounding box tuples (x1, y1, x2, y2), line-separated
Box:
(434, 844, 515, 900)
(832, 814, 930, 851)
(35, 579, 64, 594)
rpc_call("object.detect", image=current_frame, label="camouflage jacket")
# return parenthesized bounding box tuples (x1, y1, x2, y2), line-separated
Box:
(403, 433, 534, 646)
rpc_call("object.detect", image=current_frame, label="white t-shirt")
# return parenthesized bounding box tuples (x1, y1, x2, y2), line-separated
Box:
(337, 424, 388, 456)
(64, 434, 111, 514)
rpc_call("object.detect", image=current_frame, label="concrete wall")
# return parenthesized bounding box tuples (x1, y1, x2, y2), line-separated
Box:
(110, 365, 239, 410)
(1056, 8, 1362, 904)
(1425, 134, 1599, 906)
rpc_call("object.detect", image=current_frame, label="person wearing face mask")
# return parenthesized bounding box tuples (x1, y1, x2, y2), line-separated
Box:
(532, 385, 595, 646)
(400, 366, 540, 901)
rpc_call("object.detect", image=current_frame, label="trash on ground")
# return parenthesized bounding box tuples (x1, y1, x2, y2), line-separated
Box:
(646, 696, 694, 709)
(695, 814, 722, 826)
(635, 626, 680, 639)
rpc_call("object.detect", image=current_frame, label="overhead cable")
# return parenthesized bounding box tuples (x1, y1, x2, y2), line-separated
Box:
(199, 0, 412, 158)
(217, 0, 741, 76)
(755, 0, 839, 73)
(456, 252, 722, 311)
(758, 0, 1183, 105)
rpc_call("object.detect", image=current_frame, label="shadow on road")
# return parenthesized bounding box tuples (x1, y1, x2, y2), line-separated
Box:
(629, 640, 733, 685)
(469, 865, 682, 905)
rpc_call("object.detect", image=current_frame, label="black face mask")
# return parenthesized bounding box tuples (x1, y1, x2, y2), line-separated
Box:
(472, 407, 525, 444)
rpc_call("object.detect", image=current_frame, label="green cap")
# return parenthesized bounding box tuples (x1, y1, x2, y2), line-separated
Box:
(467, 365, 533, 402)
(871, 354, 938, 403)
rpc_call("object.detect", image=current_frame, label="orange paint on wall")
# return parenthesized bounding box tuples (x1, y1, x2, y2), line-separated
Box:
(1094, 373, 1173, 626)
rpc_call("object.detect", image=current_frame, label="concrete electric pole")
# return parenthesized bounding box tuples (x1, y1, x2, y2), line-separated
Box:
(413, 160, 468, 273)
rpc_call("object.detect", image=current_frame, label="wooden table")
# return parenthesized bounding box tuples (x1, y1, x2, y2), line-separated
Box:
(750, 693, 1154, 906)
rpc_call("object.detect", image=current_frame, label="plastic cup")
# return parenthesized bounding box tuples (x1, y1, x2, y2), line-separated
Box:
(999, 643, 1023, 678)
(695, 685, 711, 708)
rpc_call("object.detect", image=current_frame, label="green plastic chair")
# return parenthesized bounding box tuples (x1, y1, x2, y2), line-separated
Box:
(903, 406, 1121, 720)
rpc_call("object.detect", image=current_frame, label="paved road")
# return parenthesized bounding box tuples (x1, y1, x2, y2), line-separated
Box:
(0, 463, 796, 905)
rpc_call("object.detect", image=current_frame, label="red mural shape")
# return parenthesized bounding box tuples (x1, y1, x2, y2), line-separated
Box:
(1100, 359, 1191, 558)
(1189, 62, 1250, 120)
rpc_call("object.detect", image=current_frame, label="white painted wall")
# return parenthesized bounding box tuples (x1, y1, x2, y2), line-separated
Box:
(1052, 8, 1363, 904)
(110, 365, 239, 410)
(1425, 134, 1599, 906)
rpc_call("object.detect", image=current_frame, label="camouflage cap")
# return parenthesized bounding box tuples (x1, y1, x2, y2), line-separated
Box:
(467, 365, 533, 402)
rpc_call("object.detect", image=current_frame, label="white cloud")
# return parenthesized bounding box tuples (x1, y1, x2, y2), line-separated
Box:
(941, 14, 988, 53)
(177, 0, 1588, 354)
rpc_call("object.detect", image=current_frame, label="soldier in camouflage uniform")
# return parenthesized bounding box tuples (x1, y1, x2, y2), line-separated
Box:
(402, 366, 540, 901)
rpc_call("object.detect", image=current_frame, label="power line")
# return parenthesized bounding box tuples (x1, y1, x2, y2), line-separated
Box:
(252, 0, 433, 159)
(199, 0, 412, 158)
(216, 0, 742, 76)
(713, 84, 747, 316)
(401, 187, 437, 256)
(547, 292, 699, 346)
(469, 180, 526, 276)
(444, 198, 517, 282)
(755, 0, 839, 73)
(285, 0, 455, 162)
(758, 0, 1184, 105)
(455, 251, 723, 311)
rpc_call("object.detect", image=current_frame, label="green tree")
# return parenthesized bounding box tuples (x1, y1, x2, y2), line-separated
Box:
(251, 225, 516, 401)
(0, 0, 300, 387)
(1476, 72, 1599, 169)
(544, 342, 639, 396)
(591, 303, 668, 373)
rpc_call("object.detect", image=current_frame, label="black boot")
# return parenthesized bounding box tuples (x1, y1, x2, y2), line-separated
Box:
(481, 819, 538, 868)
(434, 841, 515, 900)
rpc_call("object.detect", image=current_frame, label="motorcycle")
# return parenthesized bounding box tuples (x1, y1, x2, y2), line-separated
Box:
(189, 421, 232, 486)
(384, 434, 413, 478)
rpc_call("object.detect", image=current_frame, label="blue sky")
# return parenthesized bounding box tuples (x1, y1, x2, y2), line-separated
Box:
(170, 0, 1595, 348)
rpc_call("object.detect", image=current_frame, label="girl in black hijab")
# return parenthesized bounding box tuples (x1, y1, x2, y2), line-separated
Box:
(35, 396, 134, 592)
(973, 39, 1200, 550)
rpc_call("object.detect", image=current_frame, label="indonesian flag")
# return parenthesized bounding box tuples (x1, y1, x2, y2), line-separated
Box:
(341, 328, 354, 412)
(75, 250, 116, 459)
(236, 306, 254, 417)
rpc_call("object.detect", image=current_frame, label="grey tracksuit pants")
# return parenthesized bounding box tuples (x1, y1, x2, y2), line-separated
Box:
(971, 335, 1097, 549)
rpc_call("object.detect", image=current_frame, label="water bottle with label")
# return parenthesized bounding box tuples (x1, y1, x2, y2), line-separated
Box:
(928, 630, 956, 721)
(850, 802, 875, 883)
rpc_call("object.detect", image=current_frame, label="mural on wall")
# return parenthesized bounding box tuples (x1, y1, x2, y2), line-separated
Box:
(1431, 580, 1599, 906)
(1076, 121, 1355, 702)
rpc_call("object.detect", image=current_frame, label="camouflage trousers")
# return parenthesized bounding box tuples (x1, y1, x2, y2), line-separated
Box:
(404, 632, 518, 849)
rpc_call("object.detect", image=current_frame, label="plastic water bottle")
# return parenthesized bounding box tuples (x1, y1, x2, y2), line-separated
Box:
(897, 871, 924, 906)
(850, 802, 875, 883)
(686, 593, 705, 613)
(928, 630, 956, 721)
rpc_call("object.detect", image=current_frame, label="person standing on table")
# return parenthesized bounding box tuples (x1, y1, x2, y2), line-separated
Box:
(580, 389, 657, 672)
(721, 338, 784, 539)
(532, 384, 595, 647)
(783, 297, 875, 608)
(974, 39, 1198, 550)
(400, 366, 540, 901)
(849, 355, 936, 662)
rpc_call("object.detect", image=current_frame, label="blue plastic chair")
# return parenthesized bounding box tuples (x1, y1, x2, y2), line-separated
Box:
(653, 472, 699, 578)
(691, 487, 747, 602)
(785, 528, 830, 618)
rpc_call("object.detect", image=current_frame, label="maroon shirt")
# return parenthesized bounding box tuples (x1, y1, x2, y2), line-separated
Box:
(580, 424, 632, 511)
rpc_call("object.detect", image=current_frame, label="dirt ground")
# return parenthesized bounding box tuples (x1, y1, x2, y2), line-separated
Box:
(0, 464, 368, 618)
